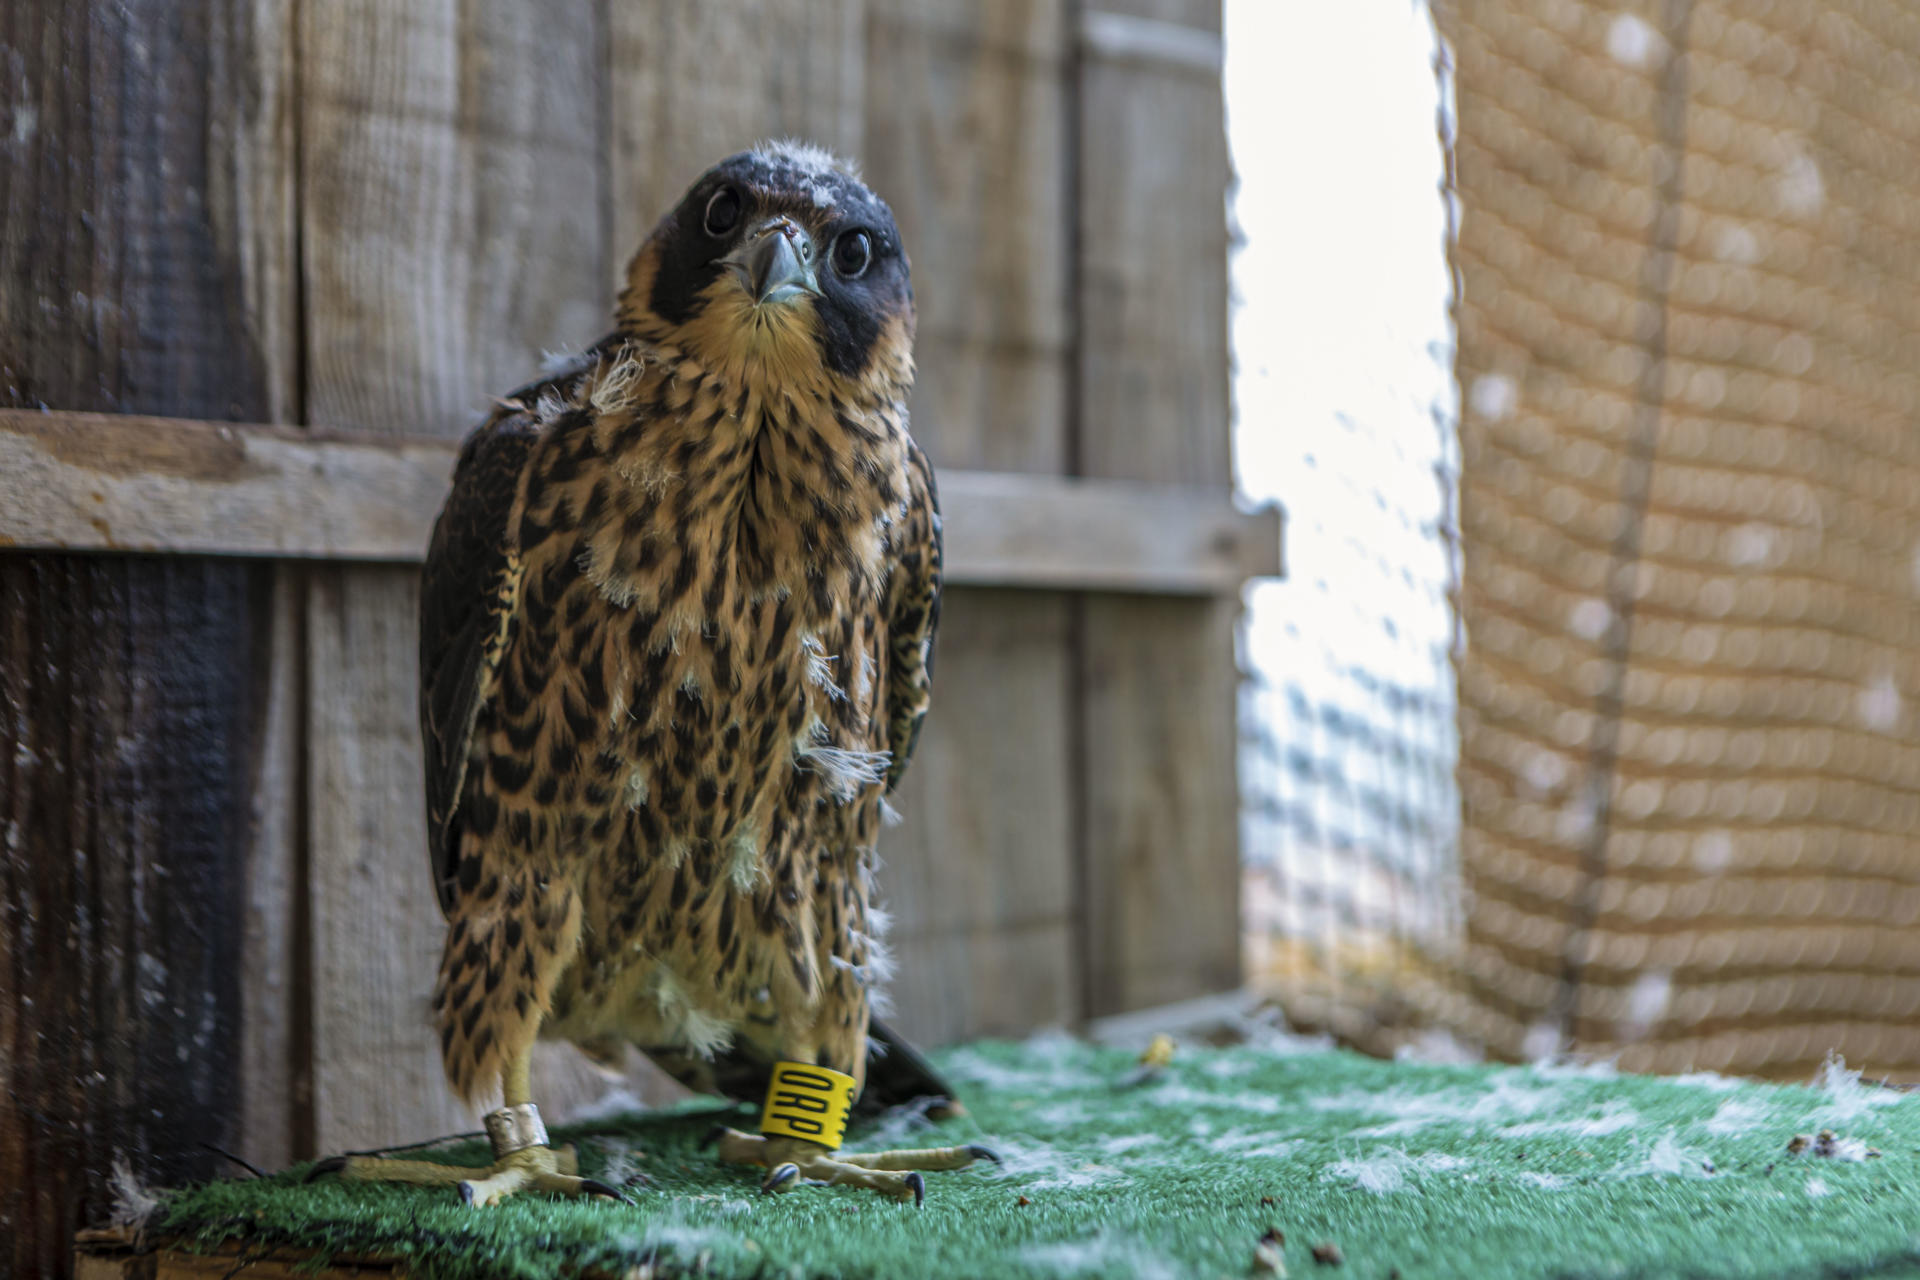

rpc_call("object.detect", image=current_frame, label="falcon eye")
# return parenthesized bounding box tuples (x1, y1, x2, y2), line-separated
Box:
(831, 229, 873, 279)
(703, 187, 742, 237)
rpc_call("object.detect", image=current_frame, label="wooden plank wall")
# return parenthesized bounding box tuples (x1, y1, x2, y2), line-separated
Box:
(1, 2, 1239, 1267)
(0, 3, 293, 1276)
(1075, 1, 1241, 1015)
(296, 0, 629, 1153)
(863, 1, 1082, 1046)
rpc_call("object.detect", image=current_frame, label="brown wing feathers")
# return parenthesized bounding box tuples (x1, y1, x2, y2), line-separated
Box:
(884, 441, 941, 793)
(419, 409, 539, 915)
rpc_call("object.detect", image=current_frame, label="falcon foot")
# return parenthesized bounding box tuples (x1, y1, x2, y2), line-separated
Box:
(307, 1142, 632, 1207)
(309, 1104, 635, 1208)
(710, 1128, 999, 1205)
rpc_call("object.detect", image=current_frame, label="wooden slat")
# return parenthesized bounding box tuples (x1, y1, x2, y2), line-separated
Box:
(0, 412, 457, 561)
(237, 568, 305, 1173)
(858, 0, 1082, 1048)
(0, 409, 1281, 592)
(608, 0, 866, 262)
(72, 1249, 153, 1280)
(304, 564, 462, 1150)
(75, 1243, 399, 1279)
(1079, 8, 1223, 75)
(1075, 0, 1245, 1017)
(863, 0, 1073, 474)
(883, 590, 1080, 1044)
(218, 0, 313, 1178)
(0, 2, 295, 1274)
(938, 470, 1278, 592)
(298, 2, 609, 440)
(296, 0, 612, 1152)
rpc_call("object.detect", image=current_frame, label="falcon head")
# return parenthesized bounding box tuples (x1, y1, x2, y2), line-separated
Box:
(619, 141, 915, 399)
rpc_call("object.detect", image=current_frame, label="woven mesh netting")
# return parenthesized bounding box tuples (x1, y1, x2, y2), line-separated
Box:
(1434, 0, 1920, 1079)
(1226, 0, 1466, 1047)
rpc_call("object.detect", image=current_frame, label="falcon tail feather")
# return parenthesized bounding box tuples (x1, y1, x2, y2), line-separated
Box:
(857, 1016, 963, 1116)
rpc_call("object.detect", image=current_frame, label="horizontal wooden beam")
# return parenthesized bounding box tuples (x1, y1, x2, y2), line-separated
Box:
(936, 470, 1281, 593)
(0, 410, 1282, 593)
(0, 411, 456, 563)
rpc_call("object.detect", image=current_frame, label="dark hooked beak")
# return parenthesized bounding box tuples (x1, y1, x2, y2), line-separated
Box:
(721, 217, 822, 305)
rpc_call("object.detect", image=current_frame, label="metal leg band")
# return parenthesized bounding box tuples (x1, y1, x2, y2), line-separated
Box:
(484, 1102, 549, 1159)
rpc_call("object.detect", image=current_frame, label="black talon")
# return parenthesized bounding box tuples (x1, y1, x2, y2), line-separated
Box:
(304, 1156, 348, 1183)
(580, 1178, 633, 1204)
(966, 1145, 1002, 1165)
(701, 1123, 729, 1150)
(905, 1172, 926, 1207)
(458, 1181, 476, 1205)
(761, 1163, 801, 1194)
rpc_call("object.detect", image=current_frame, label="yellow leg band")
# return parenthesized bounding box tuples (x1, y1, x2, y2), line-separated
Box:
(758, 1061, 856, 1150)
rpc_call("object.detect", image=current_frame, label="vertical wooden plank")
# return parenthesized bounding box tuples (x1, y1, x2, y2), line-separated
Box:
(883, 592, 1079, 1044)
(212, 0, 306, 1175)
(304, 566, 463, 1147)
(1079, 594, 1241, 1012)
(0, 1, 294, 1272)
(297, 0, 611, 1149)
(205, 0, 302, 431)
(608, 0, 865, 263)
(861, 0, 1071, 473)
(1076, 0, 1230, 480)
(238, 568, 304, 1173)
(858, 0, 1082, 1043)
(1075, 0, 1241, 1015)
(301, 1, 609, 439)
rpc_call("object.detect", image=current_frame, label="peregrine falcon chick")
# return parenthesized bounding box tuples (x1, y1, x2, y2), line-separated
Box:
(313, 141, 990, 1206)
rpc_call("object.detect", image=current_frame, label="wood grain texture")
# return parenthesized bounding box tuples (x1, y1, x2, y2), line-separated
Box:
(884, 591, 1080, 1044)
(303, 565, 467, 1149)
(238, 566, 304, 1173)
(0, 560, 267, 1277)
(206, 0, 302, 429)
(608, 0, 866, 263)
(75, 1243, 399, 1279)
(298, 0, 607, 436)
(937, 471, 1277, 591)
(1085, 0, 1220, 34)
(855, 0, 1080, 1046)
(1079, 6, 1222, 76)
(1076, 6, 1229, 486)
(296, 0, 610, 1151)
(0, 1, 291, 1274)
(0, 410, 1280, 590)
(863, 0, 1071, 474)
(0, 411, 459, 561)
(217, 0, 306, 1178)
(1075, 0, 1242, 1017)
(1079, 593, 1241, 1012)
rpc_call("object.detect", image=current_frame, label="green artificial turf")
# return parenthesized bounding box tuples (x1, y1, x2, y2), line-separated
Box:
(157, 1035, 1920, 1279)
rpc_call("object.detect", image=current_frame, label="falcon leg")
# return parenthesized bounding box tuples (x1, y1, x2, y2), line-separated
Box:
(710, 1128, 998, 1204)
(310, 1048, 630, 1206)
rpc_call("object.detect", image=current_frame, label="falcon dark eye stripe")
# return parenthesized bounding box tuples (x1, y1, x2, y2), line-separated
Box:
(628, 144, 911, 380)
